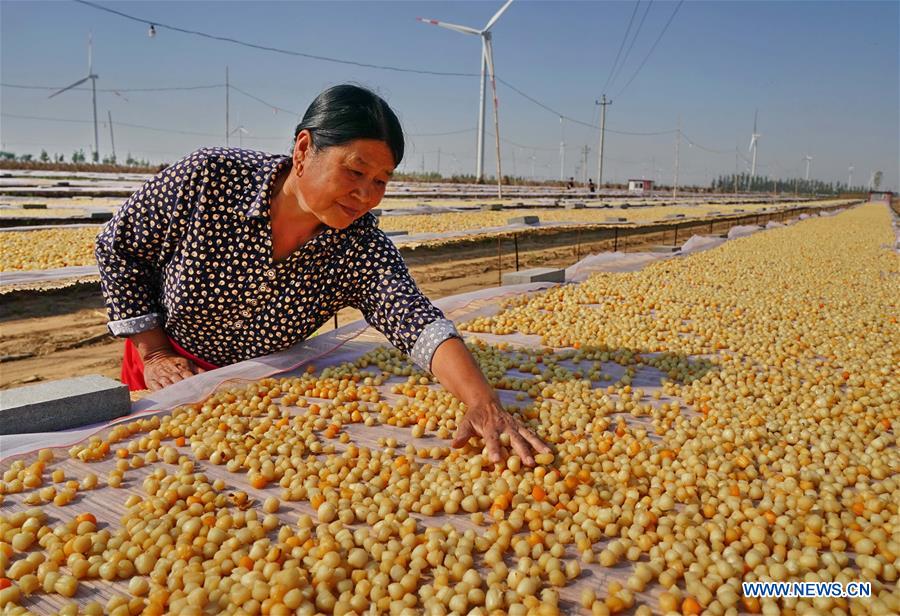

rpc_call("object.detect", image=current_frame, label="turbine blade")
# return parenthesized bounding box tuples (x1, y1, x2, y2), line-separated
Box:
(48, 76, 91, 99)
(484, 0, 514, 32)
(416, 17, 481, 35)
(753, 109, 758, 133)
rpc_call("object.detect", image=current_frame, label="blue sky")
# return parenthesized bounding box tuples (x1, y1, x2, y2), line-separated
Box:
(1, 1, 897, 189)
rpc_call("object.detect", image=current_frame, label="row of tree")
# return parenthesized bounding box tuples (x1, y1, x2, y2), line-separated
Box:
(710, 172, 881, 195)
(0, 150, 151, 167)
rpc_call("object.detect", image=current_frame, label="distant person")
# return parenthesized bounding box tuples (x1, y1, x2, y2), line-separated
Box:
(566, 176, 575, 190)
(95, 84, 548, 465)
(588, 178, 596, 193)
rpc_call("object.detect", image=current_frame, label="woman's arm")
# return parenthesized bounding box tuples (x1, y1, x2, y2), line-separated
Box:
(431, 337, 550, 466)
(95, 150, 206, 339)
(131, 327, 206, 391)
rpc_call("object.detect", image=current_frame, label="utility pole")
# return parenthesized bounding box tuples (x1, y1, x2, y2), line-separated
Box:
(530, 152, 536, 181)
(734, 146, 739, 195)
(107, 110, 116, 163)
(559, 117, 566, 181)
(847, 164, 853, 189)
(595, 95, 611, 187)
(437, 148, 441, 178)
(225, 66, 230, 146)
(581, 145, 590, 186)
(673, 115, 681, 197)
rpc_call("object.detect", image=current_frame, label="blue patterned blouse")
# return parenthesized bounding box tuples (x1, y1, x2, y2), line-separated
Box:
(95, 147, 459, 371)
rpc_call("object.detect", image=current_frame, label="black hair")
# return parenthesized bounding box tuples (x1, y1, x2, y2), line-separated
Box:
(293, 85, 404, 166)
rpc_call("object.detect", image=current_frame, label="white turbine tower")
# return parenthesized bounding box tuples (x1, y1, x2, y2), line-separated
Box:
(50, 32, 100, 163)
(418, 0, 513, 196)
(748, 110, 761, 179)
(804, 154, 813, 181)
(848, 164, 854, 188)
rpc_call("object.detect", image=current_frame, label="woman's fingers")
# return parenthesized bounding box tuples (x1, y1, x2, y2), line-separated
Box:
(451, 417, 476, 448)
(517, 424, 551, 454)
(506, 429, 536, 466)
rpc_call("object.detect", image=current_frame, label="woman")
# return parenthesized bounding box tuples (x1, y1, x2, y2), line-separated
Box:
(96, 84, 548, 465)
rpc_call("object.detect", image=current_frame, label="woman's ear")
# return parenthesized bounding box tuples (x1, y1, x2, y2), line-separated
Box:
(293, 130, 312, 175)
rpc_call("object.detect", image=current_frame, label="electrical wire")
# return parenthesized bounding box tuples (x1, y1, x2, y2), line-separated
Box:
(73, 0, 478, 78)
(1, 82, 223, 92)
(0, 112, 285, 140)
(600, 1, 641, 95)
(227, 84, 300, 116)
(614, 0, 684, 99)
(607, 0, 654, 91)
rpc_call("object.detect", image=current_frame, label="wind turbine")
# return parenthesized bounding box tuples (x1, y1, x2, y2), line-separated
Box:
(418, 0, 513, 196)
(49, 32, 100, 163)
(748, 110, 761, 179)
(804, 154, 813, 181)
(848, 164, 854, 188)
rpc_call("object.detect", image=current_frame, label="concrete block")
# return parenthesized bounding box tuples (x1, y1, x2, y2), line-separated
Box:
(605, 216, 628, 223)
(384, 230, 408, 237)
(564, 202, 586, 209)
(480, 203, 503, 211)
(508, 215, 540, 225)
(664, 213, 686, 219)
(502, 267, 565, 285)
(648, 244, 680, 253)
(734, 208, 746, 213)
(22, 203, 47, 210)
(708, 211, 721, 215)
(0, 375, 130, 434)
(90, 211, 113, 221)
(55, 181, 71, 187)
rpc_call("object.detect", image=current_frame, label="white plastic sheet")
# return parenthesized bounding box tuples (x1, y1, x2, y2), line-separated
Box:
(0, 265, 100, 287)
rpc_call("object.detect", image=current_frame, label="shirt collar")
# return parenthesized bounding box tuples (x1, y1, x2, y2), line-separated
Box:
(242, 154, 292, 219)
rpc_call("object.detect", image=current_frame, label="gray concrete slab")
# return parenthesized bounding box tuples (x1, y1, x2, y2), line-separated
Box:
(0, 375, 130, 435)
(502, 267, 565, 285)
(564, 202, 586, 209)
(480, 203, 503, 211)
(384, 230, 408, 237)
(507, 215, 540, 225)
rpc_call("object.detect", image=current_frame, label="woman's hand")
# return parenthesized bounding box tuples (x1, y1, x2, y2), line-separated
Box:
(143, 351, 206, 391)
(451, 399, 550, 466)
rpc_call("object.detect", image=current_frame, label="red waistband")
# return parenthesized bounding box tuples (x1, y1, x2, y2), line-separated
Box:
(121, 336, 218, 391)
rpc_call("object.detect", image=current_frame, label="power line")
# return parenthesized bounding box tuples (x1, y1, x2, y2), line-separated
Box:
(407, 128, 477, 137)
(615, 0, 684, 99)
(227, 84, 300, 116)
(73, 0, 478, 78)
(600, 1, 641, 95)
(1, 82, 222, 93)
(608, 0, 654, 92)
(1, 112, 286, 140)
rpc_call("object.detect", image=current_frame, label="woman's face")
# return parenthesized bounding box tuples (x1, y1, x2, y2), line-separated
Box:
(293, 131, 395, 230)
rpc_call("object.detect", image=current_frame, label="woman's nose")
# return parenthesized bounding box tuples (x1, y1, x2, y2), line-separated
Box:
(352, 182, 372, 205)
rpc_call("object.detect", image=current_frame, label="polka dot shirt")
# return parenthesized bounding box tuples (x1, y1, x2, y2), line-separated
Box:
(95, 147, 460, 372)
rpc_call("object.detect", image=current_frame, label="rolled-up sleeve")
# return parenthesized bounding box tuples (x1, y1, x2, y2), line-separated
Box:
(349, 229, 461, 373)
(95, 152, 206, 337)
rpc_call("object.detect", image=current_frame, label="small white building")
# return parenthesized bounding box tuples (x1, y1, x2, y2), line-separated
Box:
(628, 179, 653, 194)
